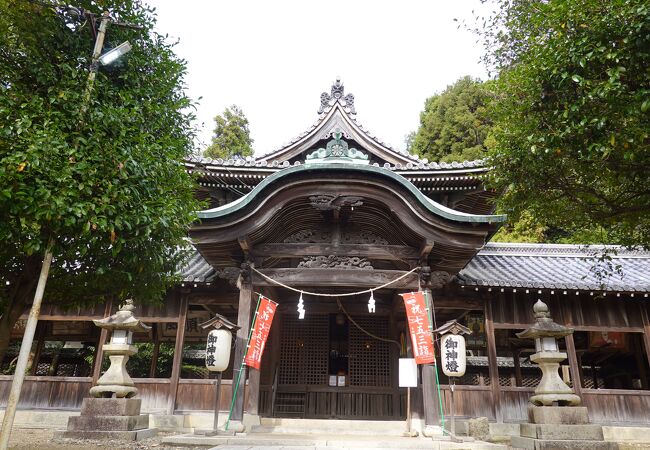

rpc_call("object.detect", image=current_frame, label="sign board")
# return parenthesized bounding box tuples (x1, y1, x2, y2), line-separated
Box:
(400, 292, 435, 364)
(399, 358, 418, 387)
(205, 329, 232, 372)
(589, 331, 626, 350)
(162, 311, 212, 338)
(244, 296, 278, 370)
(441, 334, 466, 377)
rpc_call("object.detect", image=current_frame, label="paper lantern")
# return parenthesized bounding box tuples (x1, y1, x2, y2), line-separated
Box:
(440, 334, 466, 377)
(205, 329, 232, 372)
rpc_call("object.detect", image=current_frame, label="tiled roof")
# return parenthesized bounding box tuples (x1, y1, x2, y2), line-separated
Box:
(180, 251, 216, 283)
(185, 154, 488, 172)
(457, 243, 650, 293)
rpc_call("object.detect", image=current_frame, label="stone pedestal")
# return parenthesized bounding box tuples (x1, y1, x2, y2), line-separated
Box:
(529, 353, 581, 406)
(89, 343, 138, 398)
(511, 407, 617, 450)
(61, 398, 157, 441)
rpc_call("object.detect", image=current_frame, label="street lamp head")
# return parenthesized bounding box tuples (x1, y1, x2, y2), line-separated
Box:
(99, 41, 132, 66)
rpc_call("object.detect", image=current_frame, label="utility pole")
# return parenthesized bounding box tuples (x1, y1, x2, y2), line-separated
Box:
(0, 7, 136, 448)
(80, 11, 111, 116)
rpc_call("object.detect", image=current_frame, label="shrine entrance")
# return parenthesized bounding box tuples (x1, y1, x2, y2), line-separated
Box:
(190, 152, 502, 426)
(259, 293, 403, 420)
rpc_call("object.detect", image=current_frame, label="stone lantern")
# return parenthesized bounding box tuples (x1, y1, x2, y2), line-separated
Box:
(90, 299, 151, 398)
(516, 299, 580, 406)
(63, 299, 156, 440)
(511, 300, 616, 450)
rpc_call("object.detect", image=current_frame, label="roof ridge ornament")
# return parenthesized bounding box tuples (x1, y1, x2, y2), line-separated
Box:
(306, 130, 369, 165)
(318, 77, 356, 115)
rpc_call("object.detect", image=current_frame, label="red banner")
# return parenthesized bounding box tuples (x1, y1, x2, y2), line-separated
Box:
(244, 296, 278, 370)
(401, 291, 436, 365)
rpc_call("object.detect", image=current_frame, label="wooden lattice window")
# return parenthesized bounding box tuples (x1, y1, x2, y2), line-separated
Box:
(278, 314, 328, 385)
(348, 316, 391, 387)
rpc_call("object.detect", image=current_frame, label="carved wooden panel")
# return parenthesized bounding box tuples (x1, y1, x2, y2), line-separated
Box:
(349, 316, 391, 387)
(278, 315, 328, 385)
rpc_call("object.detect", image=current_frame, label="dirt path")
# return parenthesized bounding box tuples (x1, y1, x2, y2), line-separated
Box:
(6, 428, 204, 450)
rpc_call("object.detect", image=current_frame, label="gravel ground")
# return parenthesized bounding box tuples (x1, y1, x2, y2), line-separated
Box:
(6, 428, 205, 450)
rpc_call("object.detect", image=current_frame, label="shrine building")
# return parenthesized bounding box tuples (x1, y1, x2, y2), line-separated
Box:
(2, 79, 650, 430)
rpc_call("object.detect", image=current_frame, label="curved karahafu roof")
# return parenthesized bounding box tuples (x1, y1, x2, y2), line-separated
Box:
(197, 163, 504, 224)
(190, 159, 505, 276)
(187, 79, 499, 216)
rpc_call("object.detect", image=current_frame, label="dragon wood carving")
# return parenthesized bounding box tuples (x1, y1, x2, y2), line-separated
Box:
(298, 255, 373, 270)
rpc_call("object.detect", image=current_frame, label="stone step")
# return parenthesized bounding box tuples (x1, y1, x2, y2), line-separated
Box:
(162, 433, 508, 449)
(252, 418, 410, 435)
(520, 423, 604, 441)
(511, 435, 617, 450)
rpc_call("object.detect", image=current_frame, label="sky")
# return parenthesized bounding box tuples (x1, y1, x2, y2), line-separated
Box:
(146, 0, 490, 156)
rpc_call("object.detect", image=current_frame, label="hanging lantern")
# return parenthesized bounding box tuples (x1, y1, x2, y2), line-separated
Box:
(205, 329, 232, 372)
(297, 291, 305, 319)
(434, 320, 471, 378)
(368, 290, 376, 313)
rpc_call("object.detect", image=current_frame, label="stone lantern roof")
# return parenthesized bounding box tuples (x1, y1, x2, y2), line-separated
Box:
(93, 299, 151, 333)
(516, 299, 573, 340)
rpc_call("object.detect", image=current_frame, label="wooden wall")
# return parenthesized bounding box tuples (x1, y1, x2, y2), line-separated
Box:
(0, 376, 248, 413)
(0, 376, 91, 409)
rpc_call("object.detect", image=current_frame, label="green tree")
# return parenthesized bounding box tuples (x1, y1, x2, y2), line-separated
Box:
(0, 0, 201, 364)
(204, 105, 253, 159)
(411, 76, 492, 163)
(480, 0, 650, 247)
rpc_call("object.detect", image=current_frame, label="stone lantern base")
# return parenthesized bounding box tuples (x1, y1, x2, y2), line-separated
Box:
(61, 398, 157, 441)
(511, 406, 617, 450)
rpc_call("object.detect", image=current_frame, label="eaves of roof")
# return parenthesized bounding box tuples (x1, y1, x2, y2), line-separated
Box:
(196, 162, 506, 225)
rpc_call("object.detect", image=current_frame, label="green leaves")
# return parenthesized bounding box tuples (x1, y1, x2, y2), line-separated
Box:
(204, 105, 254, 159)
(479, 0, 650, 248)
(411, 76, 493, 163)
(0, 0, 202, 308)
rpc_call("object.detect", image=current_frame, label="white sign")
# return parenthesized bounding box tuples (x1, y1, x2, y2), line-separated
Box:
(205, 329, 232, 372)
(329, 375, 337, 387)
(441, 334, 466, 377)
(399, 358, 418, 387)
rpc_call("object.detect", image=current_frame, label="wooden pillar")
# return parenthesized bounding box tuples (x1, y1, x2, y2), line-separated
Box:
(247, 366, 261, 415)
(560, 296, 583, 397)
(167, 291, 189, 414)
(564, 334, 583, 396)
(388, 296, 401, 419)
(92, 299, 113, 385)
(422, 288, 442, 427)
(149, 323, 160, 378)
(29, 324, 46, 376)
(633, 333, 649, 389)
(485, 296, 502, 422)
(231, 267, 255, 423)
(512, 348, 522, 387)
(640, 305, 650, 382)
(267, 308, 282, 417)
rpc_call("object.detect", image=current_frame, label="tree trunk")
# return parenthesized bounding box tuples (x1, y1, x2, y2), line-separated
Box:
(0, 295, 27, 368)
(0, 257, 40, 367)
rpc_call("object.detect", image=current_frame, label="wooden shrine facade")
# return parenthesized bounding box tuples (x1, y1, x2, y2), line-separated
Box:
(2, 80, 650, 427)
